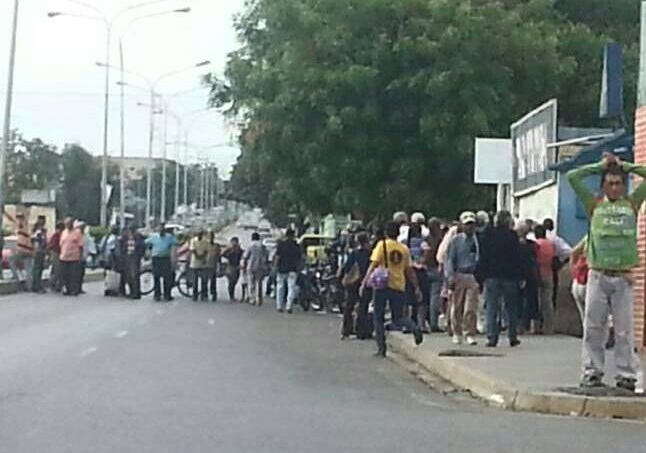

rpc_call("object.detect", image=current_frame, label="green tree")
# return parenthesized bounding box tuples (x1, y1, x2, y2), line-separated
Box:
(60, 144, 102, 224)
(209, 0, 640, 221)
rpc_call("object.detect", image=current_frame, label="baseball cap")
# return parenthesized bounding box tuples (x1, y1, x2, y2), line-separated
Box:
(459, 211, 477, 225)
(411, 212, 426, 224)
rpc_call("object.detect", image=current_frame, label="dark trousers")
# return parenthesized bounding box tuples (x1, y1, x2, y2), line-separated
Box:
(342, 283, 372, 338)
(209, 268, 218, 300)
(192, 268, 208, 300)
(124, 256, 141, 298)
(520, 277, 539, 329)
(227, 267, 241, 300)
(484, 278, 519, 345)
(60, 260, 81, 295)
(406, 268, 430, 329)
(152, 257, 173, 300)
(32, 252, 46, 292)
(428, 268, 443, 330)
(374, 288, 418, 353)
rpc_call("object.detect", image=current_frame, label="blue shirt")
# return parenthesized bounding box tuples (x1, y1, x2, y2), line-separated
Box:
(445, 232, 480, 279)
(145, 233, 177, 258)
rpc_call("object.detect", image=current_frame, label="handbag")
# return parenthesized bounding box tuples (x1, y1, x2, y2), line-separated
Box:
(367, 240, 390, 290)
(341, 261, 361, 287)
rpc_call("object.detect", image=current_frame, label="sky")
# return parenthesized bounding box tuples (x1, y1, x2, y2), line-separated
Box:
(0, 0, 247, 178)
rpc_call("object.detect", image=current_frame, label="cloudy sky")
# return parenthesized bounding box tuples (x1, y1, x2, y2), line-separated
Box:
(0, 0, 247, 177)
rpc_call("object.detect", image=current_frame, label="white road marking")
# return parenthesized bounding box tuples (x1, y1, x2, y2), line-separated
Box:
(114, 330, 129, 339)
(80, 347, 97, 357)
(208, 319, 215, 325)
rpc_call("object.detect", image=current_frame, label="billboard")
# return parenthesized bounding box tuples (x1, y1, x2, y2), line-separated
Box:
(474, 138, 512, 184)
(511, 99, 558, 194)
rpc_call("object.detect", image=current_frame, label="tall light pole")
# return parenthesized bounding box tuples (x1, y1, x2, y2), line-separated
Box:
(0, 0, 20, 235)
(48, 0, 182, 226)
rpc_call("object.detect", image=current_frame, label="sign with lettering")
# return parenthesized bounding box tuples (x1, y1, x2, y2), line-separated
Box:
(511, 99, 558, 194)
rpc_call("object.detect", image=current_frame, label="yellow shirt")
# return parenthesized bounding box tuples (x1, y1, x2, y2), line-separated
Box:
(370, 239, 411, 292)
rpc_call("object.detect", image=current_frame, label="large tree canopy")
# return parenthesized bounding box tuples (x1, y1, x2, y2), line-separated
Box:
(208, 0, 639, 223)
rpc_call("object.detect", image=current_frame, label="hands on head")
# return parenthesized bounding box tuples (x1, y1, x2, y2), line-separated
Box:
(602, 152, 622, 168)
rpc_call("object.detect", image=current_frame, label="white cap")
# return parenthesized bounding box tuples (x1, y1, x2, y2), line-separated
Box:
(411, 212, 426, 224)
(459, 211, 477, 225)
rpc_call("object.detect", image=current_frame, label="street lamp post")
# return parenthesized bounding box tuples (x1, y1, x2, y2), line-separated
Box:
(48, 0, 183, 226)
(0, 0, 21, 236)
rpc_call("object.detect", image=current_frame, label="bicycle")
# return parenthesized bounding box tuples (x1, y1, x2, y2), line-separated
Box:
(139, 261, 196, 299)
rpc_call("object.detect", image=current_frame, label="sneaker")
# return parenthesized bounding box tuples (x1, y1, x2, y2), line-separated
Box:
(466, 336, 477, 346)
(277, 308, 284, 313)
(452, 334, 462, 345)
(616, 377, 637, 392)
(510, 339, 521, 348)
(580, 374, 605, 388)
(486, 341, 497, 348)
(413, 328, 424, 346)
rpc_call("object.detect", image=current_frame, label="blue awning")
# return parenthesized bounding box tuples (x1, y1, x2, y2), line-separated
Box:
(550, 129, 633, 173)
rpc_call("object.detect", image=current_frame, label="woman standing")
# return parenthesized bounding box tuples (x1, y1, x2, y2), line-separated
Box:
(340, 233, 372, 340)
(515, 224, 540, 334)
(534, 225, 556, 334)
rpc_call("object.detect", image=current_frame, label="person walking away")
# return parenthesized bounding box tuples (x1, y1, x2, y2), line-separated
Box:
(425, 218, 444, 332)
(274, 229, 301, 313)
(190, 231, 210, 301)
(340, 232, 372, 339)
(404, 222, 431, 332)
(534, 225, 556, 334)
(479, 211, 523, 348)
(445, 213, 480, 345)
(543, 218, 572, 307)
(515, 224, 540, 334)
(31, 216, 47, 293)
(222, 237, 244, 302)
(244, 232, 269, 306)
(207, 232, 222, 302)
(59, 217, 84, 296)
(567, 153, 644, 391)
(47, 221, 64, 292)
(8, 212, 34, 290)
(360, 221, 423, 357)
(146, 224, 177, 301)
(120, 227, 144, 299)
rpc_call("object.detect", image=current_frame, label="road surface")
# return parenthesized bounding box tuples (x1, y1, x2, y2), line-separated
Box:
(0, 227, 644, 453)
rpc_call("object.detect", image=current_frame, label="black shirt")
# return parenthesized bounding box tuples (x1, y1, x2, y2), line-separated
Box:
(276, 239, 302, 273)
(478, 227, 523, 281)
(223, 247, 244, 267)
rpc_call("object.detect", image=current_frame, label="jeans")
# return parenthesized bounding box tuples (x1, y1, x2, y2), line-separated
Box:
(342, 283, 372, 338)
(192, 268, 209, 300)
(582, 270, 638, 381)
(32, 252, 46, 292)
(124, 256, 141, 298)
(152, 257, 173, 300)
(428, 267, 443, 330)
(227, 266, 241, 300)
(276, 271, 298, 311)
(209, 267, 218, 301)
(484, 278, 519, 345)
(374, 288, 418, 353)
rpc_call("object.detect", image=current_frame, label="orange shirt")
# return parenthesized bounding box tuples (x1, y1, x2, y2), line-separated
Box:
(535, 238, 555, 280)
(60, 229, 83, 262)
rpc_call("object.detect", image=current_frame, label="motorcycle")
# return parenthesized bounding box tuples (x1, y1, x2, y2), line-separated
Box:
(316, 263, 344, 313)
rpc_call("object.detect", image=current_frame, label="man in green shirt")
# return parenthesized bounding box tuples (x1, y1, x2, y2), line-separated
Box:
(567, 152, 645, 392)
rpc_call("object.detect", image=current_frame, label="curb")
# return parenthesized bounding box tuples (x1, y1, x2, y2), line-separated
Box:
(389, 333, 646, 421)
(0, 269, 104, 296)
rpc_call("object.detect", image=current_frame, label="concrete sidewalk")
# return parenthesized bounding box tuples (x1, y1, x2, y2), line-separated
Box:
(390, 332, 646, 421)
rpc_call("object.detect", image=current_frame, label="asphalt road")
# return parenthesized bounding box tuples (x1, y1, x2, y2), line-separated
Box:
(0, 227, 645, 453)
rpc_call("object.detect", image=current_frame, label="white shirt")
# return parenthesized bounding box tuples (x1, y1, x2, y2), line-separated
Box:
(398, 224, 430, 243)
(526, 231, 572, 262)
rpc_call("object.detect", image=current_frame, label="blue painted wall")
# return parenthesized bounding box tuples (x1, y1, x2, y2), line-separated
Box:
(557, 174, 599, 246)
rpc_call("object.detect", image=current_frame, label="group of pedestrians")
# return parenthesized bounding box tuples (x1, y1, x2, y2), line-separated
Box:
(4, 214, 93, 296)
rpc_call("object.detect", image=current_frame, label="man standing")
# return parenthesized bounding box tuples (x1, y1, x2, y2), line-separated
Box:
(533, 225, 556, 334)
(120, 227, 145, 300)
(31, 216, 48, 293)
(146, 224, 177, 302)
(59, 217, 84, 296)
(360, 221, 423, 357)
(274, 229, 301, 314)
(568, 153, 645, 392)
(479, 210, 522, 347)
(189, 230, 210, 301)
(244, 232, 268, 307)
(47, 221, 64, 292)
(8, 212, 34, 290)
(445, 212, 480, 346)
(222, 237, 244, 302)
(425, 217, 444, 332)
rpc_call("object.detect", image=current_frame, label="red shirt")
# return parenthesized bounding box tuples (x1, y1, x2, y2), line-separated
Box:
(60, 229, 83, 262)
(48, 231, 62, 254)
(573, 255, 589, 285)
(535, 238, 555, 280)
